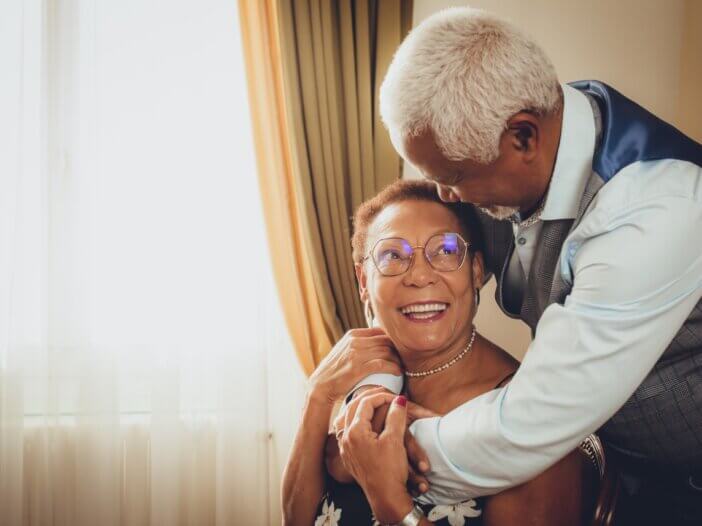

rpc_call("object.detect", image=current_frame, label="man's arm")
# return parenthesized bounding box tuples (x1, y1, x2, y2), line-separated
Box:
(412, 181, 702, 502)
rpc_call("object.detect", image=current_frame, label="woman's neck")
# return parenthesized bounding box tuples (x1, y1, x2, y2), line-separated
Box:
(402, 330, 485, 410)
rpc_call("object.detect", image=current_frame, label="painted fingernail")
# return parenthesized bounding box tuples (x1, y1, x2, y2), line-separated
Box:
(419, 483, 428, 493)
(419, 461, 429, 472)
(395, 395, 407, 407)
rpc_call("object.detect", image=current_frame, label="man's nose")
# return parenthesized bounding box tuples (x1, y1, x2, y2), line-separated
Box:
(436, 183, 460, 203)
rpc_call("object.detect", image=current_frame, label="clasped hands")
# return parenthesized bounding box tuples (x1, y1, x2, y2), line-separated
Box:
(308, 327, 438, 506)
(330, 387, 438, 498)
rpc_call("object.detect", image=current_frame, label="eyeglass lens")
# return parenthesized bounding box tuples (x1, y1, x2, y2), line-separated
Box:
(371, 233, 467, 276)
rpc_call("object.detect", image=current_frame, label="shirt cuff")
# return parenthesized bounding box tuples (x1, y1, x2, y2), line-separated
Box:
(344, 374, 404, 404)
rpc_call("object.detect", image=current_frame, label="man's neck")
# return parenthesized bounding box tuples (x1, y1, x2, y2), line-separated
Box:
(519, 104, 564, 218)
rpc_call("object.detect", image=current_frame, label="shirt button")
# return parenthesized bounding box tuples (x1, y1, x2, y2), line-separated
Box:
(517, 237, 527, 246)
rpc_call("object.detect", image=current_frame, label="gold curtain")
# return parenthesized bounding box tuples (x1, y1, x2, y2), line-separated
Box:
(277, 0, 413, 332)
(239, 0, 412, 374)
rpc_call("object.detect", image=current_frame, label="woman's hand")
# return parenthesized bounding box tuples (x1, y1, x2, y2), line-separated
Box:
(337, 392, 417, 524)
(332, 387, 438, 493)
(308, 327, 402, 404)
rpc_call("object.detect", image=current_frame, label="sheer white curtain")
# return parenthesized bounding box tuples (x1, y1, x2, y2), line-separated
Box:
(0, 0, 307, 525)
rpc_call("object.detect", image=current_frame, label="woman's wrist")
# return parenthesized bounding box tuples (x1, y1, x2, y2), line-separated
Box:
(367, 486, 415, 524)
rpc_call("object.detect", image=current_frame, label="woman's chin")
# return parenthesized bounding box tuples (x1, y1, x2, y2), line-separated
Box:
(390, 321, 453, 354)
(381, 310, 468, 351)
(385, 312, 473, 356)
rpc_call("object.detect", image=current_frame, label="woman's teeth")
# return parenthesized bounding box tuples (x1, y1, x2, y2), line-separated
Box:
(400, 303, 448, 319)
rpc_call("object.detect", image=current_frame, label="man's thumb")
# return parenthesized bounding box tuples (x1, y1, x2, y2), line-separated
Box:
(382, 395, 407, 439)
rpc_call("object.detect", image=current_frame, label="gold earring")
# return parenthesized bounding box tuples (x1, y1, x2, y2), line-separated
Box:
(364, 299, 374, 327)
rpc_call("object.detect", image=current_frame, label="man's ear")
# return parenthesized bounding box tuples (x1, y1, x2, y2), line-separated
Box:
(355, 263, 369, 303)
(471, 251, 485, 291)
(505, 112, 540, 161)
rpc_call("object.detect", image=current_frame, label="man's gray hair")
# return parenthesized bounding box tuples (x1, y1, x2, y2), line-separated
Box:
(380, 7, 562, 164)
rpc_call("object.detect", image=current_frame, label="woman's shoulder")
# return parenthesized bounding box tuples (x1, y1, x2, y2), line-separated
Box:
(477, 335, 519, 388)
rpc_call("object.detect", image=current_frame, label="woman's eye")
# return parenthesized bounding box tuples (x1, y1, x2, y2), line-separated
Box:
(438, 245, 458, 255)
(381, 250, 401, 260)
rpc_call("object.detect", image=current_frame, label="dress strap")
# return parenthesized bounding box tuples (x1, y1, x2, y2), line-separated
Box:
(494, 371, 516, 389)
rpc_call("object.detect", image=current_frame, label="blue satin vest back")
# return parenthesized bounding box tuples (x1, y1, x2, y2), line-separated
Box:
(570, 80, 702, 179)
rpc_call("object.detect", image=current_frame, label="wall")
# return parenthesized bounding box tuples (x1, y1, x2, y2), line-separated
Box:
(678, 0, 702, 143)
(404, 0, 700, 358)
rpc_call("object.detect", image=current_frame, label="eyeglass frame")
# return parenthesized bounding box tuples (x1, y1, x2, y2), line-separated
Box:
(361, 232, 472, 277)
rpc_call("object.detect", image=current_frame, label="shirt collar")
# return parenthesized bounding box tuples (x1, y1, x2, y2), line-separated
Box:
(539, 84, 597, 221)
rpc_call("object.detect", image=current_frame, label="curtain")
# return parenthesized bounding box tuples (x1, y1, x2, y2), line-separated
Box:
(279, 0, 414, 336)
(244, 0, 413, 373)
(238, 0, 338, 376)
(0, 0, 306, 524)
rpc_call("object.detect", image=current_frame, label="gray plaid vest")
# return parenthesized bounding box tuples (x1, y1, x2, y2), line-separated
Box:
(478, 81, 702, 472)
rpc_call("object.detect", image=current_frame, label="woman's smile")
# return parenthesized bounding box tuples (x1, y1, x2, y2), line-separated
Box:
(398, 301, 450, 322)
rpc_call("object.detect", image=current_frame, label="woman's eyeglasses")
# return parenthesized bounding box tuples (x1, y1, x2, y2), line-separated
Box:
(363, 232, 470, 277)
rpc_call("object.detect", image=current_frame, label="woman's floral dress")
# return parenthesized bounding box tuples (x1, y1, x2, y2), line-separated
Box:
(313, 476, 484, 526)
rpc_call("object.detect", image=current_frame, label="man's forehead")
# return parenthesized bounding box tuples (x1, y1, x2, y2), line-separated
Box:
(403, 129, 441, 164)
(403, 132, 463, 186)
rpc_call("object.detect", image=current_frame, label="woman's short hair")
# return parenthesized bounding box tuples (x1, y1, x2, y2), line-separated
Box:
(351, 179, 484, 264)
(380, 7, 561, 165)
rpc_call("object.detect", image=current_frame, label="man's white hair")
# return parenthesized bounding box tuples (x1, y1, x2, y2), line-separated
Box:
(380, 7, 561, 165)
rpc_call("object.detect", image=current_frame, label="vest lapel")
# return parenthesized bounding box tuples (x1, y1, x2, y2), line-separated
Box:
(520, 219, 573, 331)
(547, 173, 605, 308)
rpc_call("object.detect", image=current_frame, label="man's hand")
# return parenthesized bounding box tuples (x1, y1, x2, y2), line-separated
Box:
(406, 425, 433, 496)
(308, 328, 402, 405)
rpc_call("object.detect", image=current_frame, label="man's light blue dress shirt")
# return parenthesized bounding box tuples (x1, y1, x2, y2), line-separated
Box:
(361, 85, 702, 503)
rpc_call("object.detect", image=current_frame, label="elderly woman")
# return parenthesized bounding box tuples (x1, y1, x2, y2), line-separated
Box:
(282, 180, 599, 525)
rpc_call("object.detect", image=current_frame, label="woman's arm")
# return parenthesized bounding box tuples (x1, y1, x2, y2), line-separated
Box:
(281, 391, 335, 526)
(281, 328, 403, 525)
(483, 449, 593, 526)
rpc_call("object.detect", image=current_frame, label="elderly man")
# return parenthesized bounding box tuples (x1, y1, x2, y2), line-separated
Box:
(348, 7, 702, 526)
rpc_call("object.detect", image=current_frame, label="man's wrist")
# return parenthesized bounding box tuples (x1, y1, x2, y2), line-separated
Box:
(306, 384, 336, 407)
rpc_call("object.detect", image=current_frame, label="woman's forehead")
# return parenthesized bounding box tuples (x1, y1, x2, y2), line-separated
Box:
(368, 200, 461, 241)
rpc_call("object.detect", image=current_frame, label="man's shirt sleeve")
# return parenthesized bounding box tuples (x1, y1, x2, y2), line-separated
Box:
(347, 373, 404, 400)
(411, 162, 702, 503)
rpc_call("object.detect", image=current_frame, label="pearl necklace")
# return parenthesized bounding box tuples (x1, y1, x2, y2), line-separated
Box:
(405, 328, 477, 378)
